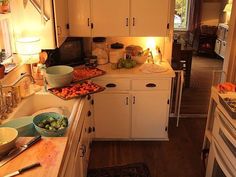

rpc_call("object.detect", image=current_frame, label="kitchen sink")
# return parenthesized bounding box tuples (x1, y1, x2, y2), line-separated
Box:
(3, 91, 80, 136)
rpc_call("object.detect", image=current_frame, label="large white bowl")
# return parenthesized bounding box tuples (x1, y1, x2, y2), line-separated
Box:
(0, 127, 18, 155)
(46, 65, 74, 87)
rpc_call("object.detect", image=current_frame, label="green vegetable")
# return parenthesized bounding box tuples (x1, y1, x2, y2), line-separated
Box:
(37, 116, 68, 131)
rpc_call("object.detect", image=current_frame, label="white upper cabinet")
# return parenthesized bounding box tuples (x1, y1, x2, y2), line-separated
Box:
(91, 0, 129, 36)
(53, 0, 69, 46)
(130, 0, 169, 36)
(68, 0, 170, 37)
(68, 0, 91, 36)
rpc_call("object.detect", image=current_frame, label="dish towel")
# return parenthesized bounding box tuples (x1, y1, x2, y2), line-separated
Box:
(139, 63, 168, 73)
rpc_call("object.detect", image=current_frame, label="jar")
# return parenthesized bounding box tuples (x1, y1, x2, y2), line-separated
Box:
(92, 37, 109, 65)
(109, 42, 124, 64)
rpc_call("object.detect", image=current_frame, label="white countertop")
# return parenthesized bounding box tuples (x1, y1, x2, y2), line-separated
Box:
(96, 60, 175, 78)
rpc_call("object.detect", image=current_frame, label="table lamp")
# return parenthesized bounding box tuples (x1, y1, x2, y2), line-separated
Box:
(16, 37, 41, 74)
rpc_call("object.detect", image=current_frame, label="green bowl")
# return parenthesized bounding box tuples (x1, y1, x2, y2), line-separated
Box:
(45, 65, 74, 87)
(33, 112, 68, 137)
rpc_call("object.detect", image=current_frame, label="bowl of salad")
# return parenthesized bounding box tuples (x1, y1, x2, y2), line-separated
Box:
(33, 112, 68, 137)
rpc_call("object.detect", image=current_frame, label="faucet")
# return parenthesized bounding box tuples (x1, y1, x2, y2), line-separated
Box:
(0, 73, 35, 121)
(2, 73, 35, 88)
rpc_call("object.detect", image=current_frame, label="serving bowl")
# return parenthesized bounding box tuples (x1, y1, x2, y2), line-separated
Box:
(0, 127, 18, 155)
(33, 112, 68, 137)
(45, 65, 74, 87)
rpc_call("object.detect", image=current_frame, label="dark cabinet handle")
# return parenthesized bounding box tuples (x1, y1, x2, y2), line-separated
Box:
(87, 94, 91, 100)
(106, 83, 116, 88)
(91, 99, 94, 105)
(87, 110, 91, 117)
(92, 127, 95, 132)
(133, 96, 135, 104)
(88, 127, 93, 134)
(132, 17, 135, 26)
(126, 97, 129, 105)
(87, 18, 90, 26)
(80, 144, 86, 157)
(146, 83, 157, 88)
(126, 18, 129, 26)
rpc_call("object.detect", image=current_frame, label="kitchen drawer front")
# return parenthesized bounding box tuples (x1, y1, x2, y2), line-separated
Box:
(94, 79, 130, 91)
(131, 79, 170, 90)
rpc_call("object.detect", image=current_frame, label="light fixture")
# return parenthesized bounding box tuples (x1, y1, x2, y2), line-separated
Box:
(223, 3, 232, 13)
(16, 37, 41, 64)
(223, 3, 232, 24)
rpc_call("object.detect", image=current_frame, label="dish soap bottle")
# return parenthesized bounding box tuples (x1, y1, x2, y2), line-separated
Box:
(156, 46, 162, 64)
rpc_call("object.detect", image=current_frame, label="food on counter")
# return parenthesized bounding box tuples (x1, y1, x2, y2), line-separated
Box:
(49, 81, 104, 99)
(37, 116, 68, 131)
(0, 141, 8, 145)
(73, 67, 105, 81)
(125, 45, 143, 56)
(117, 58, 136, 69)
(217, 82, 236, 92)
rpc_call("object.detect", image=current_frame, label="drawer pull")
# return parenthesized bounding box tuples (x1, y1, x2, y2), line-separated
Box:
(146, 83, 157, 88)
(91, 99, 94, 105)
(88, 127, 93, 134)
(87, 110, 91, 117)
(87, 94, 91, 100)
(92, 127, 95, 132)
(106, 83, 117, 88)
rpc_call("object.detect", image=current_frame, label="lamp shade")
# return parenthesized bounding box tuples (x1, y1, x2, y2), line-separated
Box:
(16, 37, 41, 64)
(223, 4, 232, 12)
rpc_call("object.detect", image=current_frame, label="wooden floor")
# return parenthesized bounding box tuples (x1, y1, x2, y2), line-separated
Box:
(180, 56, 223, 114)
(88, 118, 206, 177)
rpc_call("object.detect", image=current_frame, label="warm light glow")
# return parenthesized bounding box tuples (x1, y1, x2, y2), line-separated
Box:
(145, 37, 157, 56)
(16, 37, 41, 64)
(223, 4, 232, 12)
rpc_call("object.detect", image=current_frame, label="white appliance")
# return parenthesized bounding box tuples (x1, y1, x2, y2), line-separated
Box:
(10, 0, 68, 49)
(206, 107, 236, 177)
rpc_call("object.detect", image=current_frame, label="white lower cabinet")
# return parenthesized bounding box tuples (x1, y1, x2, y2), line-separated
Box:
(94, 93, 130, 139)
(93, 78, 171, 140)
(131, 91, 169, 139)
(60, 96, 94, 177)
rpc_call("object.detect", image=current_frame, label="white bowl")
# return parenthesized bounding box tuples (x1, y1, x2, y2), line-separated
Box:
(132, 56, 147, 64)
(46, 65, 74, 87)
(0, 127, 18, 155)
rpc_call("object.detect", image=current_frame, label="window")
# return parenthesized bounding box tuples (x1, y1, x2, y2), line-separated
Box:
(174, 0, 190, 31)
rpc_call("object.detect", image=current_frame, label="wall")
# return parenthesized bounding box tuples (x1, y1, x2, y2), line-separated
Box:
(201, 2, 221, 26)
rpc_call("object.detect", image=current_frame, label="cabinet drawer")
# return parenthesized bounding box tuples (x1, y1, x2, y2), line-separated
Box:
(94, 79, 130, 91)
(132, 79, 170, 90)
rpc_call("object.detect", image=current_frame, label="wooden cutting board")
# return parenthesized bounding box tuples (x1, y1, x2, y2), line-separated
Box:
(0, 137, 67, 177)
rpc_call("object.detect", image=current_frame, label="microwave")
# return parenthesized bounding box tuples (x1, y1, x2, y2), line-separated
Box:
(0, 16, 13, 62)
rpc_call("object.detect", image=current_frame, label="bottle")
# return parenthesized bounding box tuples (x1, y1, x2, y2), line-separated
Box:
(1, 49, 6, 61)
(156, 47, 162, 64)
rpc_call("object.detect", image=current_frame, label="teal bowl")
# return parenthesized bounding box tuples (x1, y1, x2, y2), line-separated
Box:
(45, 65, 74, 87)
(33, 112, 68, 137)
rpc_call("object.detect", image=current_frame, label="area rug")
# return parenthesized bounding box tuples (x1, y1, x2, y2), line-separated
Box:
(87, 163, 151, 177)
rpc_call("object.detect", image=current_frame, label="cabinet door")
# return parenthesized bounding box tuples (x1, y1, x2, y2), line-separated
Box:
(94, 93, 130, 139)
(130, 0, 169, 36)
(91, 0, 129, 36)
(132, 91, 169, 139)
(68, 0, 91, 36)
(53, 0, 69, 47)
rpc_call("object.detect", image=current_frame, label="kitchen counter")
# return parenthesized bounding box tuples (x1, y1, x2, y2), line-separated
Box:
(0, 137, 68, 177)
(96, 60, 175, 78)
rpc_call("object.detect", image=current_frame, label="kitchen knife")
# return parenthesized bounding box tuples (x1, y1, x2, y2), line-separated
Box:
(0, 135, 41, 167)
(3, 162, 41, 177)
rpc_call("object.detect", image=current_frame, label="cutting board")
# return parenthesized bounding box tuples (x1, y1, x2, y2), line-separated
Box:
(0, 137, 68, 177)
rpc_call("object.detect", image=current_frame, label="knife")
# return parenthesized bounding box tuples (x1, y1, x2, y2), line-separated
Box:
(0, 135, 41, 167)
(3, 162, 41, 177)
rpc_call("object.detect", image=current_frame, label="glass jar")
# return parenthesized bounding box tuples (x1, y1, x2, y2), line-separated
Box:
(92, 37, 109, 65)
